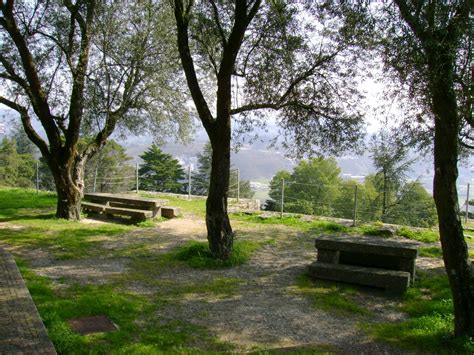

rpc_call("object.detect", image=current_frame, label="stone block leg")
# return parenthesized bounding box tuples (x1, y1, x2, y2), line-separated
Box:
(399, 258, 416, 284)
(317, 249, 340, 264)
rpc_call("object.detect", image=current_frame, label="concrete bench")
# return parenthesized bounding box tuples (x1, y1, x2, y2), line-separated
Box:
(104, 206, 153, 221)
(84, 193, 167, 217)
(161, 206, 180, 219)
(81, 193, 167, 222)
(309, 234, 418, 294)
(81, 201, 106, 213)
(308, 262, 410, 294)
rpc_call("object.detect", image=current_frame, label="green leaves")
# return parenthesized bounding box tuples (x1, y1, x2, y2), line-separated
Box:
(139, 144, 186, 193)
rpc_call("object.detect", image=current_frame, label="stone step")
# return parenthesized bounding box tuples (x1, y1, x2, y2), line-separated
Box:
(308, 261, 411, 294)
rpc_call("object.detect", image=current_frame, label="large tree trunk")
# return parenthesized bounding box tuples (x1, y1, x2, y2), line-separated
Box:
(51, 158, 85, 221)
(206, 135, 233, 260)
(431, 61, 474, 337)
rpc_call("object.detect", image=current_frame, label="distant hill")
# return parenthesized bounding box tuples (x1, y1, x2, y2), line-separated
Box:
(1, 107, 472, 201)
(123, 131, 472, 202)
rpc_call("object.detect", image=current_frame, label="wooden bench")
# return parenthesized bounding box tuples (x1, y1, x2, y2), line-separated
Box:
(81, 193, 167, 222)
(308, 234, 418, 294)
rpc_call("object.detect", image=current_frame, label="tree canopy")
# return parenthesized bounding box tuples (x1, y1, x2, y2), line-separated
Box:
(0, 0, 189, 219)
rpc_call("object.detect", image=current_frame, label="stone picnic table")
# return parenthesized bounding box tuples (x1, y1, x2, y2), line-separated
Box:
(308, 234, 418, 294)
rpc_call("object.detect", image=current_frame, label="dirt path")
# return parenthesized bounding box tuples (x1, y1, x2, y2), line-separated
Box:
(4, 216, 428, 352)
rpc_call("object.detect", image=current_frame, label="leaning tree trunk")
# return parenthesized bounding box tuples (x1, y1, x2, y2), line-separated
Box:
(206, 133, 234, 260)
(431, 61, 474, 337)
(50, 157, 85, 221)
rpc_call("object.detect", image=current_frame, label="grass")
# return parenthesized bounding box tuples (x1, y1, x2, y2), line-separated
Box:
(232, 212, 350, 234)
(0, 187, 57, 220)
(396, 226, 439, 243)
(419, 246, 444, 258)
(0, 217, 135, 260)
(288, 273, 368, 316)
(164, 239, 274, 269)
(366, 272, 474, 353)
(139, 192, 206, 216)
(2, 188, 472, 353)
(17, 260, 230, 354)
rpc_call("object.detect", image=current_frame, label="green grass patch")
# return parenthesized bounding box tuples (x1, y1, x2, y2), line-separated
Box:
(232, 212, 350, 234)
(288, 273, 368, 316)
(0, 187, 57, 220)
(1, 219, 134, 259)
(396, 227, 439, 243)
(17, 259, 230, 353)
(166, 239, 273, 269)
(367, 272, 474, 353)
(419, 247, 443, 258)
(139, 192, 206, 216)
(310, 220, 349, 233)
(356, 225, 393, 237)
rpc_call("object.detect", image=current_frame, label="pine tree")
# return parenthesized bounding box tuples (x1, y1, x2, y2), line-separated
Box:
(139, 145, 185, 193)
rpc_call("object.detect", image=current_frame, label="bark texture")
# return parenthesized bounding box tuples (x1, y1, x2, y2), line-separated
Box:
(430, 58, 474, 336)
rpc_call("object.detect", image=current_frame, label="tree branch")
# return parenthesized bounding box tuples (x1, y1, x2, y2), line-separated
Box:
(173, 0, 215, 133)
(0, 95, 50, 157)
(208, 0, 227, 48)
(0, 1, 61, 149)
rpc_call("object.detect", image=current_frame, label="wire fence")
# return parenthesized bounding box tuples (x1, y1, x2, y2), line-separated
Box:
(29, 161, 474, 227)
(266, 179, 473, 227)
(34, 161, 244, 202)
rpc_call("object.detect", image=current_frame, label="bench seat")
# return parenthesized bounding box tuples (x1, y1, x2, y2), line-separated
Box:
(81, 201, 106, 213)
(104, 206, 152, 220)
(308, 261, 410, 294)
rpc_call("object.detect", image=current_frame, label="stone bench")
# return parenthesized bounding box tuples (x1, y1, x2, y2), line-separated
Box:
(82, 193, 167, 222)
(308, 234, 418, 294)
(308, 262, 410, 294)
(161, 206, 181, 219)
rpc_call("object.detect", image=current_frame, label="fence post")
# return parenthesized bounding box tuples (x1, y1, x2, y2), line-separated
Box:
(237, 168, 240, 203)
(466, 183, 470, 223)
(188, 165, 192, 200)
(280, 178, 285, 218)
(93, 165, 98, 193)
(36, 161, 39, 194)
(136, 162, 139, 194)
(352, 185, 358, 227)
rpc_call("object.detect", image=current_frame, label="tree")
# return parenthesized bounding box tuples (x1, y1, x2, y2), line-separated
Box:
(192, 142, 254, 198)
(287, 158, 342, 216)
(369, 129, 414, 219)
(172, 0, 365, 259)
(267, 158, 341, 216)
(267, 170, 292, 212)
(372, 1, 473, 336)
(388, 181, 437, 228)
(332, 179, 381, 222)
(0, 0, 187, 220)
(139, 144, 185, 193)
(0, 137, 35, 187)
(84, 140, 134, 193)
